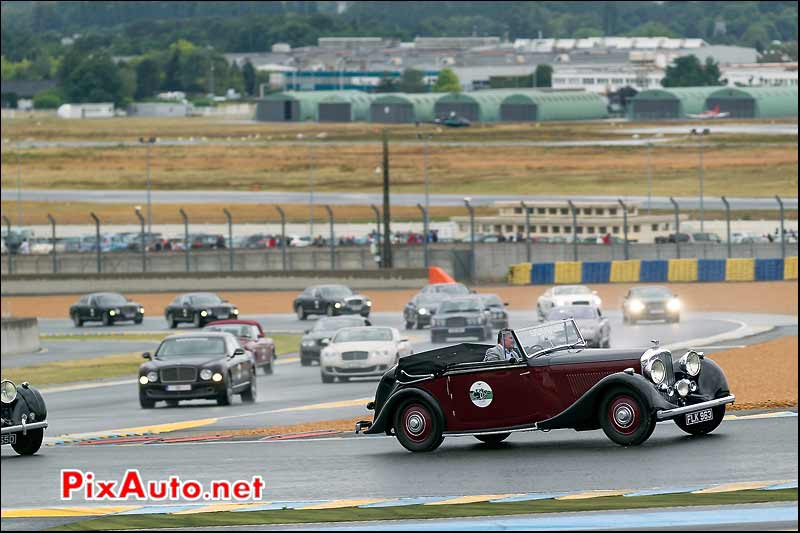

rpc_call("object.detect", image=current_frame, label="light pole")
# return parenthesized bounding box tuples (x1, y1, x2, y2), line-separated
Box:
(521, 201, 531, 263)
(416, 131, 432, 240)
(417, 203, 428, 268)
(139, 137, 156, 235)
(370, 204, 381, 267)
(134, 207, 146, 272)
(618, 199, 629, 260)
(16, 142, 21, 226)
(690, 128, 710, 232)
(464, 197, 475, 283)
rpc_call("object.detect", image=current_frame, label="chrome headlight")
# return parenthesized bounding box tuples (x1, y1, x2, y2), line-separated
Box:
(146, 371, 158, 383)
(1, 380, 17, 404)
(667, 298, 681, 312)
(629, 299, 645, 313)
(675, 379, 691, 397)
(138, 376, 149, 385)
(417, 308, 429, 315)
(232, 308, 239, 315)
(200, 310, 208, 317)
(646, 359, 666, 384)
(200, 369, 213, 381)
(679, 351, 702, 377)
(139, 306, 145, 314)
(366, 300, 373, 307)
(109, 309, 117, 316)
(212, 372, 223, 382)
(334, 302, 342, 308)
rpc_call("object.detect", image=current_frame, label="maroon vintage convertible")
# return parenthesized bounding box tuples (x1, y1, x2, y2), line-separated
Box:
(356, 320, 735, 452)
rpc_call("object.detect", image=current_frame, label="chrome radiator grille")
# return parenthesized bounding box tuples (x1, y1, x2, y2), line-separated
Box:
(342, 351, 369, 361)
(160, 367, 197, 383)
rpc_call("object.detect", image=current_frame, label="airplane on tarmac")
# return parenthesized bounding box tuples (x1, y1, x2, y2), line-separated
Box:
(686, 105, 730, 119)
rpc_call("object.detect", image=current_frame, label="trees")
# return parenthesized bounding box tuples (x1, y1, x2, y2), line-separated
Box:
(135, 58, 161, 99)
(397, 68, 427, 93)
(242, 60, 256, 96)
(662, 55, 723, 87)
(534, 65, 553, 88)
(432, 68, 460, 93)
(63, 52, 126, 105)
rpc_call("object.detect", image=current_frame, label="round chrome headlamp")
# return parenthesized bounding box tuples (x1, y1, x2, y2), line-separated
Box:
(109, 309, 117, 316)
(675, 379, 691, 397)
(146, 371, 158, 383)
(647, 359, 666, 384)
(200, 310, 208, 317)
(679, 351, 702, 377)
(200, 369, 213, 381)
(1, 380, 18, 404)
(232, 308, 239, 315)
(212, 372, 223, 382)
(139, 306, 145, 314)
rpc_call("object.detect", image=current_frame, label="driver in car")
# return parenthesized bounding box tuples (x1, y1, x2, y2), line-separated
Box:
(484, 329, 521, 363)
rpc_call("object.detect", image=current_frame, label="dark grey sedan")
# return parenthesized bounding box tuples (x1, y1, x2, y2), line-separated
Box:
(546, 305, 610, 348)
(622, 286, 681, 324)
(430, 296, 492, 343)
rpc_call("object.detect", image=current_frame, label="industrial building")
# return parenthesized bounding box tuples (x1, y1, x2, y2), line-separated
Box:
(317, 91, 374, 122)
(629, 86, 798, 120)
(255, 91, 342, 121)
(628, 87, 720, 120)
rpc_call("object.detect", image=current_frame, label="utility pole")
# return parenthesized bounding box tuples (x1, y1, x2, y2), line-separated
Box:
(381, 129, 392, 268)
(139, 137, 156, 235)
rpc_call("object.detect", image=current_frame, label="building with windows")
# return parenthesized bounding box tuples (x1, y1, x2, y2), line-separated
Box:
(452, 201, 687, 243)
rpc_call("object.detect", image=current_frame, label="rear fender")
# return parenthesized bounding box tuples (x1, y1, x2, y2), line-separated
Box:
(364, 388, 444, 435)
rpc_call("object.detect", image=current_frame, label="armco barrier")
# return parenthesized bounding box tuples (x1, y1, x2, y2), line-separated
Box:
(668, 259, 698, 282)
(640, 260, 668, 282)
(698, 259, 726, 282)
(581, 261, 610, 284)
(531, 263, 555, 285)
(1, 317, 40, 355)
(785, 256, 798, 280)
(725, 258, 756, 282)
(755, 258, 784, 281)
(554, 261, 582, 284)
(610, 260, 640, 283)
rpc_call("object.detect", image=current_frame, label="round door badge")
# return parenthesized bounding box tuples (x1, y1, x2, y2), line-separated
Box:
(469, 381, 493, 408)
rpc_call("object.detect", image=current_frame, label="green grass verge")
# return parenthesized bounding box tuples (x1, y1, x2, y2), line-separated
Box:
(4, 334, 301, 387)
(50, 488, 797, 531)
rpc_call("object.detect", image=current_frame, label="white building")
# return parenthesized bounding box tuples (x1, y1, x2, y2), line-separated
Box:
(56, 103, 114, 119)
(722, 63, 798, 87)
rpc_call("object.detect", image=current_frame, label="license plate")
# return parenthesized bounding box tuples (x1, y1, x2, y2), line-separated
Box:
(217, 313, 229, 319)
(449, 327, 466, 333)
(649, 309, 664, 315)
(685, 408, 713, 425)
(166, 384, 192, 392)
(1, 434, 17, 445)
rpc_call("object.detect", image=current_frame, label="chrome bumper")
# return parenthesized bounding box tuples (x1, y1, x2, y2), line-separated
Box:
(354, 420, 372, 434)
(1, 420, 48, 436)
(656, 394, 735, 421)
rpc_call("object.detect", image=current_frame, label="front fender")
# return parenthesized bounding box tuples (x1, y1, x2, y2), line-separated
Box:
(538, 372, 671, 432)
(11, 384, 48, 425)
(693, 357, 730, 401)
(364, 387, 444, 435)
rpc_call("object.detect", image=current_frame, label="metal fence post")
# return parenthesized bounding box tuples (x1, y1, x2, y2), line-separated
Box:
(464, 198, 475, 283)
(669, 197, 680, 259)
(324, 205, 335, 270)
(90, 212, 101, 273)
(275, 206, 286, 272)
(417, 203, 428, 268)
(521, 201, 531, 263)
(720, 196, 731, 259)
(134, 208, 146, 272)
(370, 204, 381, 268)
(567, 200, 578, 261)
(179, 208, 190, 272)
(47, 213, 57, 273)
(223, 208, 233, 272)
(617, 199, 629, 260)
(776, 195, 785, 259)
(2, 215, 11, 274)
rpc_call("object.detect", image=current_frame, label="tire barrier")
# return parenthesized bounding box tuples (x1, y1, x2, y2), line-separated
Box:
(521, 256, 797, 285)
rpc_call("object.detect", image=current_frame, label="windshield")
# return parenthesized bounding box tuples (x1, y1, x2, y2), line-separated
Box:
(431, 283, 470, 295)
(319, 286, 353, 299)
(554, 286, 591, 295)
(313, 317, 365, 332)
(334, 328, 393, 343)
(479, 294, 503, 307)
(631, 287, 672, 298)
(439, 299, 482, 313)
(516, 320, 583, 357)
(205, 324, 258, 339)
(156, 337, 226, 358)
(547, 307, 597, 320)
(189, 294, 223, 306)
(96, 293, 127, 306)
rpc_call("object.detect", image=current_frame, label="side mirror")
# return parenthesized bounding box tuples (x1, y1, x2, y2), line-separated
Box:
(142, 352, 151, 360)
(233, 348, 245, 357)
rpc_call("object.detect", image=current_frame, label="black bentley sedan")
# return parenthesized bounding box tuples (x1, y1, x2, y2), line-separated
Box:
(138, 332, 256, 408)
(69, 292, 144, 327)
(164, 292, 239, 328)
(293, 285, 372, 320)
(403, 292, 447, 330)
(430, 295, 492, 343)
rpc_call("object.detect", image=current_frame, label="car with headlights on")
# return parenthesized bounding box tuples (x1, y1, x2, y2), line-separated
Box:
(204, 320, 276, 375)
(546, 305, 610, 348)
(69, 292, 145, 327)
(1, 379, 48, 455)
(355, 320, 735, 452)
(293, 285, 372, 320)
(623, 286, 681, 324)
(299, 315, 371, 366)
(478, 293, 509, 329)
(164, 292, 239, 328)
(403, 292, 448, 330)
(320, 326, 413, 383)
(138, 332, 256, 408)
(430, 296, 492, 343)
(536, 285, 601, 321)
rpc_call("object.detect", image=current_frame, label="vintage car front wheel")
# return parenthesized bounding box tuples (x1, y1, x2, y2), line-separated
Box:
(599, 388, 655, 446)
(673, 404, 725, 436)
(393, 400, 443, 453)
(11, 428, 44, 455)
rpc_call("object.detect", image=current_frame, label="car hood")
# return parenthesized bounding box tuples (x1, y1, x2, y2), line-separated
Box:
(141, 356, 227, 369)
(328, 341, 396, 352)
(436, 311, 483, 319)
(630, 296, 671, 303)
(552, 294, 598, 305)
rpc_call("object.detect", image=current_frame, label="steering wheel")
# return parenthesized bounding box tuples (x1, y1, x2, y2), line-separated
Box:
(526, 344, 544, 354)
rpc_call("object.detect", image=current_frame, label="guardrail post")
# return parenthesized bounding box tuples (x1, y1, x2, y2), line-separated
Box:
(223, 208, 233, 272)
(618, 199, 629, 260)
(179, 208, 190, 272)
(47, 213, 57, 273)
(275, 206, 287, 271)
(370, 204, 381, 268)
(567, 200, 578, 261)
(2, 215, 11, 274)
(669, 197, 680, 259)
(90, 212, 101, 273)
(720, 196, 731, 259)
(417, 203, 429, 268)
(134, 208, 146, 272)
(324, 205, 335, 270)
(464, 197, 475, 283)
(775, 195, 785, 259)
(521, 201, 531, 263)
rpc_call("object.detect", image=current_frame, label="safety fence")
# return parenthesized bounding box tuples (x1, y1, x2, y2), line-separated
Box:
(508, 256, 799, 285)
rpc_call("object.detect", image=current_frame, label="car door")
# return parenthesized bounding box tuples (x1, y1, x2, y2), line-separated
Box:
(597, 308, 609, 344)
(75, 296, 89, 320)
(309, 288, 323, 314)
(86, 295, 99, 321)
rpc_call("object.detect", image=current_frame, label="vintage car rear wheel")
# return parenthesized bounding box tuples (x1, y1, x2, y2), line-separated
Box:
(394, 399, 443, 453)
(475, 432, 511, 446)
(599, 388, 655, 446)
(11, 428, 44, 456)
(674, 404, 725, 436)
